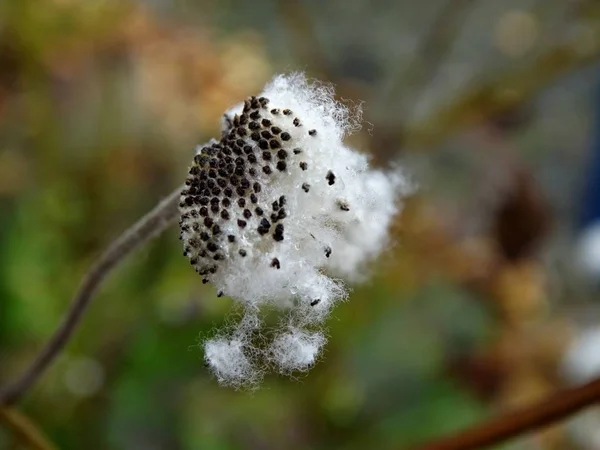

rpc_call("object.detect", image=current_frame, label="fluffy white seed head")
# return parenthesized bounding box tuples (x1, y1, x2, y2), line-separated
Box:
(179, 73, 407, 386)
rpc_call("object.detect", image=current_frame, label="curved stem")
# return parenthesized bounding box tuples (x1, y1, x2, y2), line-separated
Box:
(415, 377, 600, 450)
(0, 186, 183, 406)
(0, 407, 58, 450)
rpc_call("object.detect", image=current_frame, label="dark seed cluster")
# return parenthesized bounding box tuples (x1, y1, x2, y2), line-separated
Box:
(180, 94, 346, 288)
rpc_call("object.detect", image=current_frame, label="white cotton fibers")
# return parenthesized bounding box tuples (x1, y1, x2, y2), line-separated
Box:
(179, 73, 408, 387)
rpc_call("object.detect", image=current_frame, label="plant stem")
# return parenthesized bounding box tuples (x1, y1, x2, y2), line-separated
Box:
(415, 377, 600, 450)
(0, 407, 58, 450)
(0, 186, 183, 406)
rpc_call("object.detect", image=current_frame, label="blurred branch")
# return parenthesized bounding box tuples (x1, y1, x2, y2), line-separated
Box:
(415, 377, 600, 450)
(404, 6, 600, 149)
(0, 407, 57, 450)
(384, 0, 477, 119)
(0, 186, 183, 406)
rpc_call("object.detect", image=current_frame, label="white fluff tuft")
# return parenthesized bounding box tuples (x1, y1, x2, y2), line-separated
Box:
(204, 337, 254, 388)
(269, 328, 326, 373)
(180, 73, 407, 386)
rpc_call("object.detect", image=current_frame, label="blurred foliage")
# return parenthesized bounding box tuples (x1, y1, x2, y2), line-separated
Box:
(1, 0, 600, 449)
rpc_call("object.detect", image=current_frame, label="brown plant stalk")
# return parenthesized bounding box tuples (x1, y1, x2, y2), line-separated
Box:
(0, 186, 183, 405)
(415, 377, 600, 449)
(0, 407, 58, 450)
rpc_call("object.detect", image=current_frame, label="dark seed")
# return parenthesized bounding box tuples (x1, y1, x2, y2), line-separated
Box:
(237, 219, 247, 228)
(324, 246, 332, 257)
(228, 235, 236, 242)
(273, 224, 284, 242)
(221, 210, 230, 220)
(280, 132, 291, 141)
(299, 162, 308, 171)
(271, 258, 281, 269)
(239, 249, 247, 257)
(238, 198, 246, 208)
(276, 161, 287, 171)
(263, 166, 272, 175)
(326, 171, 336, 185)
(257, 218, 271, 235)
(308, 129, 317, 136)
(243, 209, 252, 219)
(310, 299, 321, 306)
(261, 118, 272, 127)
(302, 183, 310, 193)
(271, 126, 281, 135)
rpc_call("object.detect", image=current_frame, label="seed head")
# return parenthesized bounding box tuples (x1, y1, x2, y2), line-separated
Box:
(180, 73, 408, 387)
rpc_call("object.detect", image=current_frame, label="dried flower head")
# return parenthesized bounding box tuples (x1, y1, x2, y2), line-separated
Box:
(179, 73, 407, 387)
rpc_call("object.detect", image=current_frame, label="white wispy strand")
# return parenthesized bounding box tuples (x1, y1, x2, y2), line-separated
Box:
(180, 73, 408, 387)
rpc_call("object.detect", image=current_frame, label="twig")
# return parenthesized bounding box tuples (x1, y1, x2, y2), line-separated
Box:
(414, 377, 600, 449)
(0, 186, 183, 406)
(403, 6, 600, 149)
(381, 0, 477, 120)
(0, 407, 58, 450)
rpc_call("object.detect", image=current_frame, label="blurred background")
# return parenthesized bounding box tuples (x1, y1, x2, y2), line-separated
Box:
(2, 0, 600, 449)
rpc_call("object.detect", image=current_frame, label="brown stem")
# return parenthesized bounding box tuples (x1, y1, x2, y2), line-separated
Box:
(415, 377, 600, 450)
(0, 407, 58, 450)
(0, 186, 183, 406)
